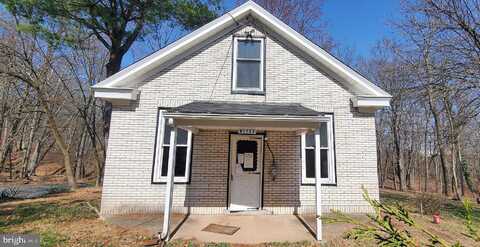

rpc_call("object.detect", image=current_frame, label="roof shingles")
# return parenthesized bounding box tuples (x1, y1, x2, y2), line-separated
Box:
(168, 101, 320, 116)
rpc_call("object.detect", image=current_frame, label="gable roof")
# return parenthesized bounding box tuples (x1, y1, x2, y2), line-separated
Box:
(92, 1, 391, 109)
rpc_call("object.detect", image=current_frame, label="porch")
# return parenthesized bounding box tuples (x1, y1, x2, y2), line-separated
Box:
(107, 214, 316, 243)
(105, 213, 363, 244)
(158, 101, 330, 241)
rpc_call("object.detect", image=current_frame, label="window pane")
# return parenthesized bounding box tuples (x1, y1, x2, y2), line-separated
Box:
(236, 60, 260, 88)
(238, 40, 261, 59)
(177, 130, 188, 145)
(305, 149, 315, 178)
(306, 149, 330, 180)
(175, 147, 187, 176)
(320, 122, 328, 147)
(305, 132, 315, 147)
(161, 147, 188, 177)
(321, 149, 329, 178)
(237, 140, 258, 171)
(163, 122, 188, 145)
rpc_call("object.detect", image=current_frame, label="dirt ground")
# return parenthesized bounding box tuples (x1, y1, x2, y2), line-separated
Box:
(0, 188, 155, 247)
(1, 187, 479, 246)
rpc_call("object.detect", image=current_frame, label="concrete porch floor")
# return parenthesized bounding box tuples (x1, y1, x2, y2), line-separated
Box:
(172, 215, 315, 244)
(105, 214, 316, 243)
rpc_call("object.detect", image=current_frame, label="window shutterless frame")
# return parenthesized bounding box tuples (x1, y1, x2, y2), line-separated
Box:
(301, 114, 336, 185)
(232, 37, 265, 92)
(152, 110, 192, 183)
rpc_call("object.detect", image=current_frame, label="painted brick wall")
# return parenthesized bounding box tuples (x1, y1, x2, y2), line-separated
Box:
(100, 21, 379, 215)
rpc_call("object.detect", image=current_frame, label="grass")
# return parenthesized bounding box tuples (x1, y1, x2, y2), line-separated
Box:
(0, 200, 98, 232)
(39, 230, 68, 247)
(380, 189, 480, 222)
(1, 187, 478, 246)
(0, 200, 98, 247)
(0, 187, 152, 247)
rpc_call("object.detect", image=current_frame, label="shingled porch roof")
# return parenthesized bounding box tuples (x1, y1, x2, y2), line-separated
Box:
(167, 101, 321, 117)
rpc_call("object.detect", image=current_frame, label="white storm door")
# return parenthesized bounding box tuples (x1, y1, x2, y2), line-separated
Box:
(229, 134, 264, 211)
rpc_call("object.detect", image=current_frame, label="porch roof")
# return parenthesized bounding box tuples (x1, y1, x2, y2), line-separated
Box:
(164, 101, 327, 131)
(167, 101, 321, 117)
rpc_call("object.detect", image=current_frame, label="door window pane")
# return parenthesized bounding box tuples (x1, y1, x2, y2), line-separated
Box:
(237, 140, 258, 171)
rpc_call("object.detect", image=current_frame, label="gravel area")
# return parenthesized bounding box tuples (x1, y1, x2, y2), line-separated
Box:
(0, 184, 70, 200)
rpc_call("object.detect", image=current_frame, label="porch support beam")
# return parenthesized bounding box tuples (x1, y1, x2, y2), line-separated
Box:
(295, 128, 310, 136)
(314, 128, 323, 241)
(160, 118, 177, 241)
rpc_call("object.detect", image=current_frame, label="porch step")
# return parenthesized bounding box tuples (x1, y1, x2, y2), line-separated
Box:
(227, 209, 273, 215)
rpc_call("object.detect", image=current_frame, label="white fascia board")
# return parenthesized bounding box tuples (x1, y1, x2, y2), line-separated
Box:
(93, 87, 139, 100)
(352, 96, 391, 108)
(164, 112, 329, 122)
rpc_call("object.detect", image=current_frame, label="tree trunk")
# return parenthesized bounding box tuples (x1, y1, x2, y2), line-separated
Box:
(442, 93, 461, 200)
(426, 86, 449, 196)
(75, 128, 87, 179)
(38, 93, 77, 189)
(392, 109, 407, 191)
(27, 143, 40, 177)
(424, 109, 429, 192)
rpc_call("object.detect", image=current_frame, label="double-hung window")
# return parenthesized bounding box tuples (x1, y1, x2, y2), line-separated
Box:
(152, 110, 192, 183)
(232, 37, 264, 93)
(301, 115, 336, 184)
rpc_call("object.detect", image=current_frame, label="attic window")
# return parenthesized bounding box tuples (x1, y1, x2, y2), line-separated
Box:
(232, 37, 264, 93)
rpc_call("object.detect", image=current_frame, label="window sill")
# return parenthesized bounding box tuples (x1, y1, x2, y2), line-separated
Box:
(301, 178, 337, 186)
(231, 90, 265, 95)
(301, 182, 337, 186)
(152, 177, 190, 184)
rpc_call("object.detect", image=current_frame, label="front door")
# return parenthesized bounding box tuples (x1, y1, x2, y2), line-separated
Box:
(229, 134, 264, 211)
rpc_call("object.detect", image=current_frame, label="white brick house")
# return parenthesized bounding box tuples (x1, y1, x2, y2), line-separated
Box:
(92, 1, 391, 241)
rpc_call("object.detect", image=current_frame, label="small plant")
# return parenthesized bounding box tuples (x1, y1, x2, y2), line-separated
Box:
(463, 200, 480, 242)
(328, 187, 479, 246)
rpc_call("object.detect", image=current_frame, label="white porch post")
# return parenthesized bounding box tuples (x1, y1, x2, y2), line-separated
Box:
(160, 118, 177, 241)
(314, 128, 323, 241)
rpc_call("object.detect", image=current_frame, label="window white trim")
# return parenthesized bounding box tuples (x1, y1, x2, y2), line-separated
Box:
(232, 37, 264, 92)
(301, 115, 336, 184)
(153, 110, 192, 183)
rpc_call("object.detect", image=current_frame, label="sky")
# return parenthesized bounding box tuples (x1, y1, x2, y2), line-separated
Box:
(222, 0, 401, 58)
(322, 0, 401, 57)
